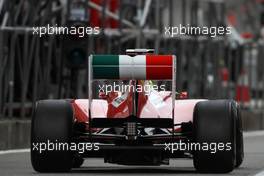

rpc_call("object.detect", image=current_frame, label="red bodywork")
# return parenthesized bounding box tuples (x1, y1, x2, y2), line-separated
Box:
(71, 90, 204, 131)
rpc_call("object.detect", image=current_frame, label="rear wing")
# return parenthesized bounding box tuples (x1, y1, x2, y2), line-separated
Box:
(88, 54, 176, 127)
(91, 55, 174, 80)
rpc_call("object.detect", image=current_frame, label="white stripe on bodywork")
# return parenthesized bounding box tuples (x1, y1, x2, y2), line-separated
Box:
(119, 55, 133, 79)
(132, 55, 146, 79)
(119, 55, 146, 79)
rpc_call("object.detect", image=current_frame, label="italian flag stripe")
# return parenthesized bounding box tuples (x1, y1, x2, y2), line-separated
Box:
(92, 55, 173, 80)
(146, 55, 173, 79)
(119, 55, 146, 79)
(93, 55, 119, 79)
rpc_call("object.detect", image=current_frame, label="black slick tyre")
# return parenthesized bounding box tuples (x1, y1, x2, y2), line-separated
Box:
(193, 100, 236, 173)
(31, 100, 74, 172)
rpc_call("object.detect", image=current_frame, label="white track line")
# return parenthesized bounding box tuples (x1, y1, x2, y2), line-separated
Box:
(243, 130, 264, 138)
(0, 148, 29, 155)
(254, 170, 264, 176)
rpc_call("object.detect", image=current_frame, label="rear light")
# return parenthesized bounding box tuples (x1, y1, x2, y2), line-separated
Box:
(126, 122, 137, 140)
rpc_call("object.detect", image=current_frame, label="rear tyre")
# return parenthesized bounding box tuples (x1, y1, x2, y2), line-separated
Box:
(234, 102, 244, 167)
(193, 100, 236, 173)
(31, 100, 74, 172)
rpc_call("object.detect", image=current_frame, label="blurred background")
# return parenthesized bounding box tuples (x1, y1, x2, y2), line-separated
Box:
(0, 0, 264, 148)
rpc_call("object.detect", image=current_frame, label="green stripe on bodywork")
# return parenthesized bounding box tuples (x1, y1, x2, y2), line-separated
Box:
(92, 55, 119, 79)
(92, 55, 119, 65)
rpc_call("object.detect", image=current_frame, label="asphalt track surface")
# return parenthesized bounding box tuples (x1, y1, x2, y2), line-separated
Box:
(0, 131, 264, 176)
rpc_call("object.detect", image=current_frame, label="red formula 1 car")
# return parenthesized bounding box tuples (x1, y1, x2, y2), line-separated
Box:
(31, 49, 244, 173)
